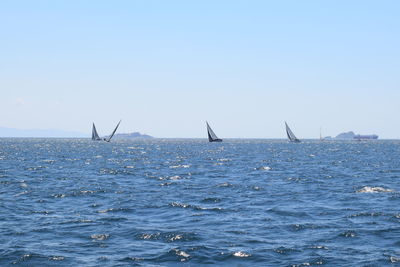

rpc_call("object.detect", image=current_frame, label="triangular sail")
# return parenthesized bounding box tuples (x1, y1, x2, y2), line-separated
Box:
(285, 122, 300, 142)
(92, 123, 101, 141)
(106, 120, 121, 142)
(206, 121, 222, 142)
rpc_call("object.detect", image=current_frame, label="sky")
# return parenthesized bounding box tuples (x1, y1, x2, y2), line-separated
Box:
(0, 0, 399, 138)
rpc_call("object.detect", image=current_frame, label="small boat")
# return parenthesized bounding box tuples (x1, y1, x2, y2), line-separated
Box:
(320, 127, 325, 141)
(91, 120, 121, 142)
(206, 121, 222, 142)
(285, 122, 300, 143)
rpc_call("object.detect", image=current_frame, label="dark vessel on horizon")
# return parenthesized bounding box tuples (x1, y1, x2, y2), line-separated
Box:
(285, 121, 301, 143)
(206, 121, 222, 142)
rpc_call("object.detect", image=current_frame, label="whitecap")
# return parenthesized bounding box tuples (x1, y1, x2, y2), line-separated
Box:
(97, 208, 112, 213)
(311, 245, 328, 250)
(233, 251, 251, 257)
(256, 166, 271, 171)
(356, 186, 394, 193)
(49, 256, 64, 261)
(80, 190, 95, 194)
(218, 182, 233, 187)
(170, 165, 190, 169)
(91, 234, 109, 241)
(170, 202, 190, 208)
(170, 234, 183, 241)
(176, 250, 190, 258)
(142, 234, 155, 239)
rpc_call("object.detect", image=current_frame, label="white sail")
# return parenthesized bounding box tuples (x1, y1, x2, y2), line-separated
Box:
(106, 120, 121, 142)
(92, 123, 101, 141)
(285, 122, 300, 142)
(206, 121, 222, 142)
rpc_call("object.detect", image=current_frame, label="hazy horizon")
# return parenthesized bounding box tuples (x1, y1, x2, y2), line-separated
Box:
(0, 124, 388, 139)
(1, 1, 399, 138)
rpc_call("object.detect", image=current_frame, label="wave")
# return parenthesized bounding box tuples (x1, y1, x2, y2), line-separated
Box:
(233, 251, 251, 257)
(0, 251, 66, 265)
(356, 186, 394, 193)
(170, 164, 191, 169)
(255, 166, 271, 171)
(96, 207, 133, 214)
(91, 234, 110, 241)
(136, 231, 197, 243)
(169, 202, 224, 212)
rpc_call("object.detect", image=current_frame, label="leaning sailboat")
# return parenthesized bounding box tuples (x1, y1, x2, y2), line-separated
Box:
(285, 122, 300, 143)
(206, 121, 222, 142)
(91, 120, 121, 142)
(105, 120, 121, 142)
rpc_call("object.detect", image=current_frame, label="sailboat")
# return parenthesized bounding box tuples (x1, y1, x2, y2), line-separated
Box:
(206, 121, 222, 142)
(105, 120, 121, 142)
(319, 127, 325, 141)
(91, 120, 121, 142)
(92, 123, 102, 141)
(285, 122, 300, 143)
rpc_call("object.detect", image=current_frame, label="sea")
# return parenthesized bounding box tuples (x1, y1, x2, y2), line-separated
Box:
(1, 138, 400, 266)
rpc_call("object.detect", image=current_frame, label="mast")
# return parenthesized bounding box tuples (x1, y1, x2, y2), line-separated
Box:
(320, 127, 323, 141)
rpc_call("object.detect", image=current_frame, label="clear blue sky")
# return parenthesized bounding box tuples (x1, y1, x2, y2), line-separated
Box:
(1, 0, 399, 138)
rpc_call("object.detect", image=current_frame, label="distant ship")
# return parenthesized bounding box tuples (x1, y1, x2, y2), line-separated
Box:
(285, 122, 300, 143)
(91, 120, 121, 142)
(354, 134, 378, 140)
(206, 121, 222, 142)
(325, 131, 379, 140)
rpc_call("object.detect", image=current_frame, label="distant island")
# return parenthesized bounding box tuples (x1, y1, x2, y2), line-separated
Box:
(325, 131, 378, 140)
(113, 132, 154, 139)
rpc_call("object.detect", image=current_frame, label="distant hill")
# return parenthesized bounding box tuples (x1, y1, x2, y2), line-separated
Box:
(0, 126, 88, 138)
(113, 132, 153, 139)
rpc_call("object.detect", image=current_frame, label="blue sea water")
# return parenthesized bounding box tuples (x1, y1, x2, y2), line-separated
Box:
(1, 138, 400, 266)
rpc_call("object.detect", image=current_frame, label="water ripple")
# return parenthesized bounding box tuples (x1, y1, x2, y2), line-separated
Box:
(1, 138, 400, 266)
